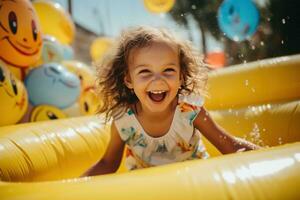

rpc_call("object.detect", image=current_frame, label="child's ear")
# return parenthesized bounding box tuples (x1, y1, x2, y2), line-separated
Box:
(124, 74, 133, 89)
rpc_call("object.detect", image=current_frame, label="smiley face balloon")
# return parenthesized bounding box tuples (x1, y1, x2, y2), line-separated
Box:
(90, 37, 113, 62)
(40, 35, 64, 64)
(0, 0, 42, 79)
(79, 86, 101, 116)
(144, 0, 175, 13)
(62, 60, 96, 90)
(30, 105, 66, 122)
(218, 0, 259, 41)
(25, 63, 80, 109)
(33, 1, 75, 45)
(0, 60, 28, 126)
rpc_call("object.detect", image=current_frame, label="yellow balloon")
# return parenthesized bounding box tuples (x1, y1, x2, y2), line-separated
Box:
(33, 1, 75, 45)
(144, 0, 175, 13)
(30, 105, 66, 122)
(90, 37, 113, 62)
(62, 60, 96, 90)
(62, 102, 81, 117)
(0, 0, 43, 80)
(79, 87, 101, 115)
(0, 61, 28, 126)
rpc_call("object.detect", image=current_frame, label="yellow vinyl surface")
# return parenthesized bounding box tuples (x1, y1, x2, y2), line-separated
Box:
(0, 55, 300, 199)
(205, 55, 300, 109)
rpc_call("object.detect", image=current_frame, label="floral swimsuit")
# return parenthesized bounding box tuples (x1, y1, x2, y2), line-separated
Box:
(114, 95, 209, 170)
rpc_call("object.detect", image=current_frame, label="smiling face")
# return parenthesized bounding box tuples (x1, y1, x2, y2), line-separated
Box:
(0, 0, 42, 68)
(124, 41, 181, 114)
(24, 63, 80, 109)
(30, 105, 66, 122)
(0, 60, 28, 126)
(79, 86, 100, 116)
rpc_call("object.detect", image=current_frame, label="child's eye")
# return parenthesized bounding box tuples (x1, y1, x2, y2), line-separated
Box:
(164, 68, 176, 73)
(138, 69, 151, 74)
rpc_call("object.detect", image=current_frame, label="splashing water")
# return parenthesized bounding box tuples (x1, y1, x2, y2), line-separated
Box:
(244, 123, 266, 147)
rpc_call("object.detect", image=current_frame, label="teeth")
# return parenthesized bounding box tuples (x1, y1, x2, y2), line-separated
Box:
(150, 90, 165, 94)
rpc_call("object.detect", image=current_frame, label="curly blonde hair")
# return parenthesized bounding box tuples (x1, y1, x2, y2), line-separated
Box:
(96, 26, 208, 122)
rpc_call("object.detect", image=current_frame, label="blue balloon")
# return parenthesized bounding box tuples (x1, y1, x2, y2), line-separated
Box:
(25, 63, 81, 109)
(62, 45, 74, 60)
(218, 0, 259, 41)
(41, 35, 64, 63)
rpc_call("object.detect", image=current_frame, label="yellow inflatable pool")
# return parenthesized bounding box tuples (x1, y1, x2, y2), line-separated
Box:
(0, 55, 300, 199)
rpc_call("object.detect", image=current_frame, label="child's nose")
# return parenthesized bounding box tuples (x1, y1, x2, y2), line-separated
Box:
(153, 73, 163, 81)
(151, 73, 165, 84)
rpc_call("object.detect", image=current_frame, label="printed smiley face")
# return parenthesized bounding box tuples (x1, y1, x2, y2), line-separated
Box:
(0, 0, 42, 69)
(30, 105, 66, 122)
(0, 60, 28, 126)
(24, 63, 81, 109)
(79, 86, 101, 116)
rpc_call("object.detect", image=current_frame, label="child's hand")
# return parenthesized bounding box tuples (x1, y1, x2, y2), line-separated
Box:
(193, 107, 260, 154)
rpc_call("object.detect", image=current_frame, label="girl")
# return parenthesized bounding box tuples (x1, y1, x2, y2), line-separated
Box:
(83, 26, 259, 176)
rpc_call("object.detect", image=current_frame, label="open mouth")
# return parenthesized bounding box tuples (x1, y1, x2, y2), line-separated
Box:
(148, 90, 167, 102)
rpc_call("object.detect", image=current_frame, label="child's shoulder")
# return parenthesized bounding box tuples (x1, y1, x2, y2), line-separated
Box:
(178, 94, 204, 113)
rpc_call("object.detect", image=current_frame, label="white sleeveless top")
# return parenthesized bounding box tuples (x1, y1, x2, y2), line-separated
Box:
(114, 95, 209, 170)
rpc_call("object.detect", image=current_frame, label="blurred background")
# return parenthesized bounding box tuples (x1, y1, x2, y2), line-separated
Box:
(55, 0, 300, 68)
(1, 0, 300, 126)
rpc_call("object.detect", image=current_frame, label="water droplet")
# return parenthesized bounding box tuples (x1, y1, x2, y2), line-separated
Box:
(282, 18, 286, 24)
(180, 13, 184, 17)
(281, 40, 284, 44)
(245, 79, 249, 86)
(278, 137, 282, 144)
(260, 41, 264, 46)
(267, 17, 271, 22)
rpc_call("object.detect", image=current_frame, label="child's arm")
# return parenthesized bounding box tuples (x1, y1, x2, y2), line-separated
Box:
(193, 107, 260, 154)
(81, 121, 125, 177)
